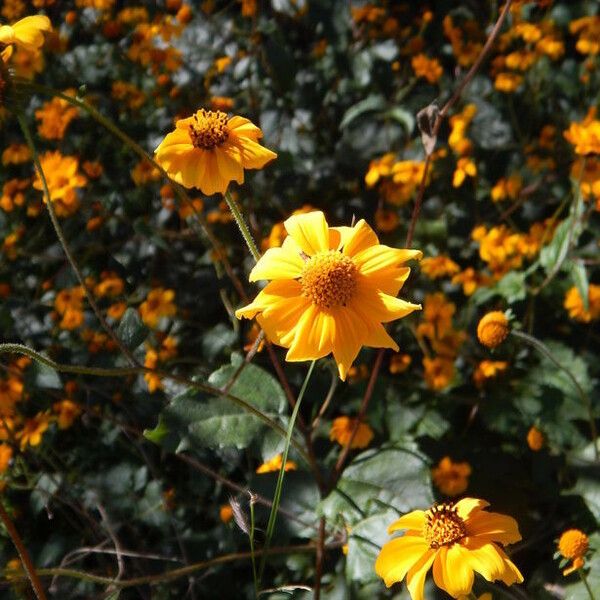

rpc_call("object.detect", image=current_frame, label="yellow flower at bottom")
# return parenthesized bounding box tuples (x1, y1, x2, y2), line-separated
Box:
(256, 453, 296, 474)
(154, 108, 277, 195)
(329, 416, 374, 449)
(375, 498, 523, 599)
(558, 529, 589, 576)
(236, 211, 421, 380)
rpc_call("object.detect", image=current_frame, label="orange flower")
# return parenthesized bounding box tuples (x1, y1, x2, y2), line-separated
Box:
(35, 91, 79, 140)
(526, 426, 544, 451)
(155, 109, 277, 195)
(329, 416, 374, 449)
(17, 413, 50, 450)
(564, 285, 600, 322)
(220, 504, 234, 523)
(52, 399, 81, 429)
(423, 356, 454, 391)
(477, 311, 509, 349)
(0, 444, 12, 473)
(411, 54, 443, 83)
(139, 288, 176, 328)
(431, 457, 472, 496)
(420, 256, 460, 280)
(473, 360, 508, 387)
(564, 109, 600, 155)
(558, 529, 589, 576)
(256, 453, 296, 474)
(389, 352, 411, 374)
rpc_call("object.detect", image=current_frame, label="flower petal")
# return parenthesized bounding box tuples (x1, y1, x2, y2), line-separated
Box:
(388, 510, 426, 534)
(286, 305, 333, 361)
(362, 322, 399, 352)
(455, 498, 490, 521)
(439, 544, 475, 597)
(342, 219, 379, 257)
(330, 306, 368, 380)
(249, 244, 305, 282)
(375, 535, 431, 588)
(466, 510, 522, 545)
(351, 285, 421, 324)
(353, 245, 422, 276)
(229, 134, 277, 169)
(406, 549, 436, 600)
(284, 211, 330, 256)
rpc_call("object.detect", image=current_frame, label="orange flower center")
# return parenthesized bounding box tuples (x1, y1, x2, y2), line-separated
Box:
(188, 109, 229, 149)
(423, 503, 467, 548)
(300, 251, 358, 309)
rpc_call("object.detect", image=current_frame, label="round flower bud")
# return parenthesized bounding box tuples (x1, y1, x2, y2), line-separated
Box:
(558, 529, 589, 560)
(477, 311, 509, 349)
(526, 426, 544, 451)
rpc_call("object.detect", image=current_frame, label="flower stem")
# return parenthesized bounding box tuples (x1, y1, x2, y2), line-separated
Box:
(224, 190, 261, 262)
(578, 568, 596, 600)
(258, 360, 316, 583)
(16, 112, 140, 368)
(248, 495, 259, 599)
(511, 330, 598, 461)
(0, 500, 47, 600)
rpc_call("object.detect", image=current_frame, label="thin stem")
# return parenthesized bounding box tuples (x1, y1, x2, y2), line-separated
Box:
(0, 499, 47, 600)
(511, 330, 598, 461)
(314, 517, 326, 600)
(5, 543, 342, 589)
(16, 113, 140, 368)
(248, 496, 259, 599)
(258, 360, 316, 583)
(224, 190, 261, 262)
(329, 349, 384, 490)
(0, 343, 310, 464)
(578, 567, 596, 600)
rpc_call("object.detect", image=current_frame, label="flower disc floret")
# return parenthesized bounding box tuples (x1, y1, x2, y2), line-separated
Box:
(558, 529, 589, 560)
(477, 311, 509, 348)
(300, 251, 358, 309)
(423, 504, 466, 549)
(188, 109, 229, 149)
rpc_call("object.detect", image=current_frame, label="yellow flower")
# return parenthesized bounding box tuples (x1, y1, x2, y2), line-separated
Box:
(411, 54, 443, 83)
(423, 356, 455, 391)
(452, 268, 491, 296)
(2, 143, 30, 165)
(154, 108, 277, 195)
(564, 109, 600, 155)
(420, 256, 460, 280)
(558, 529, 589, 576)
(389, 352, 411, 374)
(32, 151, 88, 217)
(256, 453, 296, 474)
(473, 360, 508, 387)
(0, 14, 51, 63)
(375, 498, 523, 599)
(477, 311, 509, 349)
(564, 285, 600, 323)
(236, 211, 421, 380)
(0, 443, 12, 473)
(329, 416, 374, 449)
(17, 413, 50, 450)
(494, 72, 523, 93)
(139, 287, 176, 328)
(35, 91, 79, 140)
(453, 157, 477, 188)
(432, 457, 472, 496)
(526, 426, 544, 451)
(52, 399, 81, 429)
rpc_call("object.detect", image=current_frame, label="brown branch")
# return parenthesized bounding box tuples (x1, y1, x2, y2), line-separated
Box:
(0, 499, 47, 600)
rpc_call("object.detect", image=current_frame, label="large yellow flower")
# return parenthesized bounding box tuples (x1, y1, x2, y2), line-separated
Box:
(376, 498, 523, 599)
(235, 211, 421, 380)
(0, 15, 52, 63)
(154, 108, 277, 196)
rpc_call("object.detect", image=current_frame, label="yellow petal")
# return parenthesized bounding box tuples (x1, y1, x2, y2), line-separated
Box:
(286, 305, 333, 361)
(388, 510, 426, 534)
(284, 211, 330, 256)
(229, 134, 277, 169)
(463, 540, 514, 583)
(406, 550, 436, 600)
(438, 544, 475, 597)
(0, 25, 15, 45)
(466, 511, 522, 545)
(330, 306, 368, 380)
(456, 498, 490, 521)
(235, 280, 302, 320)
(375, 535, 431, 588)
(363, 322, 399, 351)
(227, 115, 263, 141)
(11, 15, 51, 50)
(249, 246, 304, 282)
(353, 245, 422, 276)
(351, 285, 421, 324)
(215, 145, 244, 184)
(342, 219, 379, 257)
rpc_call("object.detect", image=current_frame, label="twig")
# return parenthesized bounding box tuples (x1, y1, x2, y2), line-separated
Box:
(0, 499, 47, 600)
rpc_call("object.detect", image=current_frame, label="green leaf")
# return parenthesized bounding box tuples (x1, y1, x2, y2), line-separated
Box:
(319, 444, 432, 523)
(570, 260, 590, 312)
(340, 95, 386, 129)
(27, 359, 62, 390)
(117, 308, 149, 350)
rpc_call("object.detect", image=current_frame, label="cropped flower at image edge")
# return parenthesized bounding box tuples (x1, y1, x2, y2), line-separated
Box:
(376, 498, 523, 599)
(236, 211, 421, 380)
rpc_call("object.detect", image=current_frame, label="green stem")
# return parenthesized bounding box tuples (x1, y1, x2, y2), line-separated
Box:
(224, 190, 261, 262)
(511, 330, 598, 461)
(16, 112, 139, 368)
(258, 360, 316, 583)
(0, 343, 310, 465)
(578, 568, 596, 600)
(249, 496, 259, 599)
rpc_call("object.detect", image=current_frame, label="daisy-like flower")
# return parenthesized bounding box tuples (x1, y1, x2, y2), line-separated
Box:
(235, 211, 421, 380)
(154, 108, 277, 196)
(376, 498, 523, 599)
(0, 15, 52, 63)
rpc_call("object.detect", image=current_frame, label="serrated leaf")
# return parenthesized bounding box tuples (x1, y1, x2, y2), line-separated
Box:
(117, 308, 149, 350)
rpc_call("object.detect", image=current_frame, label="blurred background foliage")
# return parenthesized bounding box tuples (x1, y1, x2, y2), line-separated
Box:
(0, 0, 599, 598)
